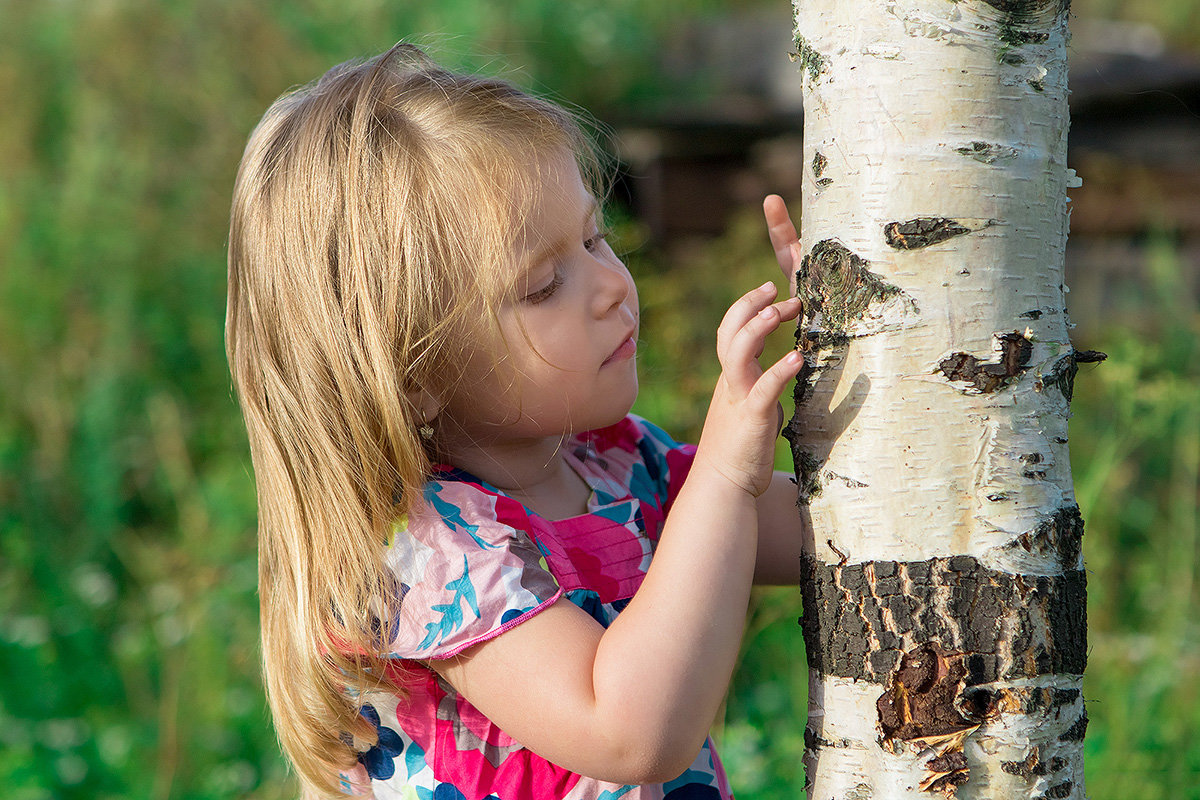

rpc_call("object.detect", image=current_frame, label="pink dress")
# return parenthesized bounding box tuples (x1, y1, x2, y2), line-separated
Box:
(337, 416, 734, 800)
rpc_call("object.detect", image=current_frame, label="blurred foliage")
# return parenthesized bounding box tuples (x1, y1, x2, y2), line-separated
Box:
(1, 1, 1198, 798)
(1068, 236, 1200, 798)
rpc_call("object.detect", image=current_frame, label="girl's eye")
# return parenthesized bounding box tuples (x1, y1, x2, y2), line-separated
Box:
(523, 271, 563, 304)
(584, 230, 610, 253)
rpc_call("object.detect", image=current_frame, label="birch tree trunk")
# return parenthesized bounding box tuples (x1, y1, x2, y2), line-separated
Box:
(784, 0, 1093, 797)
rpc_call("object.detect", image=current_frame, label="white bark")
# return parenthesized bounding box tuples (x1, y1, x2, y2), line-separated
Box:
(787, 0, 1087, 796)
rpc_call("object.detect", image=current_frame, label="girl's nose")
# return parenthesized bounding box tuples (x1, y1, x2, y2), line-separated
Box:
(591, 256, 633, 318)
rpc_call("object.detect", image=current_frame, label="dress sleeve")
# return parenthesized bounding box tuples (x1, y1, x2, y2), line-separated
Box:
(627, 414, 697, 512)
(383, 480, 563, 661)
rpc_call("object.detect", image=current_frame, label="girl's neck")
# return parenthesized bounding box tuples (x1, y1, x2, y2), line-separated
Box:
(440, 431, 591, 520)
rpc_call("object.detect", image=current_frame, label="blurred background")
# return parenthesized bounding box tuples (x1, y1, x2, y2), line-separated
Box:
(1, 0, 1197, 797)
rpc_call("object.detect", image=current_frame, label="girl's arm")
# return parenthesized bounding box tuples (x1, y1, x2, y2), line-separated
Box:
(752, 194, 809, 587)
(754, 470, 808, 585)
(431, 283, 804, 785)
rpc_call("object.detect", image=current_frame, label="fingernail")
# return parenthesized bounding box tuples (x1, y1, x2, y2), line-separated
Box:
(757, 306, 775, 318)
(758, 281, 775, 293)
(785, 351, 803, 364)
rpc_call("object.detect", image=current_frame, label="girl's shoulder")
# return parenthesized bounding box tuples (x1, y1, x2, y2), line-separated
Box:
(382, 481, 561, 661)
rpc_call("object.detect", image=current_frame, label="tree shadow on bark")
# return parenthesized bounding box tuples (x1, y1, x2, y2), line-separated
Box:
(788, 348, 872, 775)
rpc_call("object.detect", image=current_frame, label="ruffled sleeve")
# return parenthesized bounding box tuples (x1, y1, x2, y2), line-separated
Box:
(383, 480, 563, 661)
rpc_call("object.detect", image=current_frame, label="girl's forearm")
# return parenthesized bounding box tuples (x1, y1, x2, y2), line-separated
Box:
(590, 458, 759, 778)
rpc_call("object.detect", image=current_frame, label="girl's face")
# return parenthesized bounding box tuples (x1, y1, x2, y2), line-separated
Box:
(439, 152, 640, 447)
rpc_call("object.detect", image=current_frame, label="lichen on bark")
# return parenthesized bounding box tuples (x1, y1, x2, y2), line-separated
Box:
(791, 34, 828, 82)
(955, 140, 1020, 163)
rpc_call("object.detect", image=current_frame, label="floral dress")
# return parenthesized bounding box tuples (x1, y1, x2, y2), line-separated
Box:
(337, 415, 733, 800)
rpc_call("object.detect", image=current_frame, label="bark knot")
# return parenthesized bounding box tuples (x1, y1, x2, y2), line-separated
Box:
(797, 239, 916, 346)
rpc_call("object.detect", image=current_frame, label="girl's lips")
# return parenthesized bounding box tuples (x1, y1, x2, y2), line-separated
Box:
(602, 336, 637, 366)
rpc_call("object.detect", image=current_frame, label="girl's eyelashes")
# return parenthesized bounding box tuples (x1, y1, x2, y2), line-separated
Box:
(583, 229, 610, 253)
(523, 270, 564, 304)
(522, 227, 608, 304)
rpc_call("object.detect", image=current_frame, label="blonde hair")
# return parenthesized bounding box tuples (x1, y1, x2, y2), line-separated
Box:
(226, 43, 602, 796)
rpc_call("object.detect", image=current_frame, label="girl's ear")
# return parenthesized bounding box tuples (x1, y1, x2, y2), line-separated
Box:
(405, 387, 444, 425)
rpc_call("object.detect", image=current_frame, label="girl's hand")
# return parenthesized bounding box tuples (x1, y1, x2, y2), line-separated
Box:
(695, 282, 804, 497)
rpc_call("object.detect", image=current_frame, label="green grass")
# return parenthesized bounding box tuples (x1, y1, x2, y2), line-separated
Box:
(2, 3, 1198, 798)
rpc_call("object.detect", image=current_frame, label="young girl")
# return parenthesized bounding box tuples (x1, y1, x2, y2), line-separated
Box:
(227, 43, 807, 800)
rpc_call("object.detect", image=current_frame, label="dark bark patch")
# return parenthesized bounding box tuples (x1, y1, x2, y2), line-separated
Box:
(1041, 781, 1074, 799)
(984, 0, 1068, 69)
(812, 151, 828, 179)
(877, 644, 980, 793)
(800, 554, 1088, 684)
(959, 686, 1000, 719)
(994, 686, 1083, 716)
(878, 644, 978, 741)
(1000, 27, 1050, 47)
(1020, 309, 1044, 319)
(1002, 747, 1047, 779)
(938, 331, 1033, 393)
(925, 770, 970, 794)
(791, 447, 824, 506)
(804, 726, 851, 752)
(811, 151, 834, 188)
(956, 141, 1019, 164)
(981, 0, 1068, 20)
(884, 218, 973, 250)
(1059, 710, 1088, 741)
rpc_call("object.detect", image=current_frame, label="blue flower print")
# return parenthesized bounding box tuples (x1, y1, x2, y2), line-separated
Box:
(424, 483, 501, 550)
(418, 555, 481, 650)
(663, 768, 721, 799)
(357, 704, 405, 780)
(663, 784, 720, 799)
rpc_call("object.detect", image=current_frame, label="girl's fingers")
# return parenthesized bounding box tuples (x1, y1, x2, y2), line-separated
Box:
(747, 350, 805, 416)
(720, 297, 803, 392)
(763, 195, 800, 291)
(716, 281, 779, 358)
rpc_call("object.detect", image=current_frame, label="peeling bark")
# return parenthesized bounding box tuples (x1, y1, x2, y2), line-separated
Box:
(937, 331, 1034, 394)
(1036, 348, 1106, 401)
